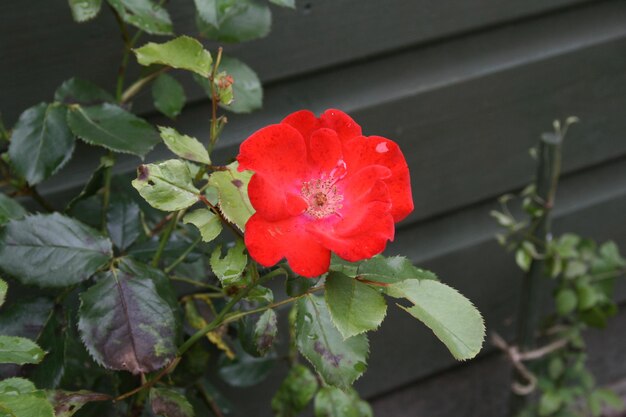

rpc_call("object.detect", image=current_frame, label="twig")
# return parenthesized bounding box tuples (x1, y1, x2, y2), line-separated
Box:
(114, 357, 181, 402)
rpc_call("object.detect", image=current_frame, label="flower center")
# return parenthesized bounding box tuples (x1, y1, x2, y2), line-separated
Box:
(301, 177, 344, 219)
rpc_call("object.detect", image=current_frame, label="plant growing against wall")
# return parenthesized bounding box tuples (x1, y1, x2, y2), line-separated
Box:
(0, 1, 486, 416)
(491, 119, 626, 417)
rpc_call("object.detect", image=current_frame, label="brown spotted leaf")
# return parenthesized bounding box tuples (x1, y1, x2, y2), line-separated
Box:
(47, 390, 111, 417)
(296, 295, 369, 388)
(207, 161, 254, 231)
(149, 387, 194, 417)
(77, 266, 177, 374)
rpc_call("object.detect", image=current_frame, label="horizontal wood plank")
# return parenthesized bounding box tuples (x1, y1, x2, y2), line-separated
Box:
(0, 0, 590, 123)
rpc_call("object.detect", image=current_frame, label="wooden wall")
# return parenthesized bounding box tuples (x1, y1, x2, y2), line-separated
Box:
(2, 0, 626, 416)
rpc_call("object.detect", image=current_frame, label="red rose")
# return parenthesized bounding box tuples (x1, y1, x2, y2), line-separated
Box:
(237, 109, 413, 277)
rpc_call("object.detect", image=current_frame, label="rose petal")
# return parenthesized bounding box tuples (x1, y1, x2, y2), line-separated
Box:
(343, 135, 413, 222)
(320, 109, 362, 143)
(244, 215, 330, 277)
(308, 128, 342, 172)
(282, 110, 320, 142)
(237, 124, 309, 184)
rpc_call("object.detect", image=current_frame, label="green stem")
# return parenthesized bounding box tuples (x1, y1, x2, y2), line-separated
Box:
(177, 265, 283, 356)
(121, 67, 168, 104)
(207, 47, 223, 153)
(164, 235, 202, 274)
(509, 135, 562, 415)
(151, 211, 179, 267)
(101, 152, 114, 233)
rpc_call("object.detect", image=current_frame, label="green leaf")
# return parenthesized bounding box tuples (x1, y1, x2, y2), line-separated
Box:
(107, 0, 173, 35)
(210, 240, 247, 286)
(134, 36, 212, 77)
(132, 159, 200, 211)
(65, 155, 114, 212)
(218, 342, 275, 387)
(197, 0, 271, 43)
(149, 388, 194, 417)
(387, 280, 485, 360)
(296, 295, 369, 388)
(195, 56, 262, 113)
(208, 161, 254, 231)
(106, 194, 141, 251)
(355, 255, 437, 284)
(194, 0, 218, 27)
(0, 378, 36, 395)
(67, 0, 102, 22)
(271, 364, 318, 417)
(0, 213, 112, 287)
(47, 390, 111, 417)
(159, 126, 210, 164)
(183, 209, 222, 243)
(0, 194, 26, 225)
(515, 248, 532, 272)
(269, 0, 295, 8)
(576, 284, 598, 310)
(286, 274, 316, 297)
(555, 288, 577, 316)
(325, 272, 387, 338)
(314, 386, 371, 417)
(0, 278, 6, 306)
(54, 78, 114, 105)
(8, 103, 75, 185)
(78, 266, 177, 374)
(0, 335, 45, 365)
(67, 103, 160, 156)
(599, 241, 626, 268)
(539, 391, 563, 416)
(593, 388, 624, 411)
(0, 387, 54, 417)
(253, 309, 277, 356)
(152, 74, 186, 119)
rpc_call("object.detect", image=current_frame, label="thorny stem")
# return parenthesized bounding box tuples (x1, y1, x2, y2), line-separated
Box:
(114, 357, 181, 402)
(149, 213, 175, 237)
(196, 382, 225, 417)
(208, 47, 224, 153)
(101, 152, 115, 233)
(199, 194, 244, 239)
(121, 67, 169, 104)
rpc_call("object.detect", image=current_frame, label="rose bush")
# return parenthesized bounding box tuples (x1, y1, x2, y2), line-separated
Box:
(238, 109, 413, 277)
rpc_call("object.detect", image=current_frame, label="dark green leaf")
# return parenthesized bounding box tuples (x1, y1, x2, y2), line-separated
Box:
(253, 309, 277, 356)
(183, 209, 222, 243)
(210, 240, 247, 286)
(387, 280, 485, 360)
(208, 161, 254, 231)
(149, 387, 194, 417)
(325, 272, 386, 338)
(296, 295, 369, 388)
(0, 213, 112, 287)
(355, 255, 437, 284)
(197, 0, 271, 43)
(152, 74, 186, 119)
(314, 386, 371, 417)
(269, 0, 295, 8)
(0, 336, 45, 365)
(107, 0, 173, 35)
(0, 298, 53, 339)
(54, 78, 114, 105)
(78, 266, 176, 374)
(31, 314, 65, 389)
(65, 155, 114, 212)
(68, 0, 102, 22)
(159, 126, 210, 164)
(134, 36, 212, 77)
(8, 103, 75, 185)
(194, 0, 218, 27)
(47, 390, 111, 417)
(286, 274, 316, 297)
(107, 194, 141, 251)
(218, 342, 275, 387)
(0, 194, 26, 225)
(67, 103, 160, 156)
(272, 364, 318, 417)
(132, 159, 200, 211)
(539, 391, 563, 416)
